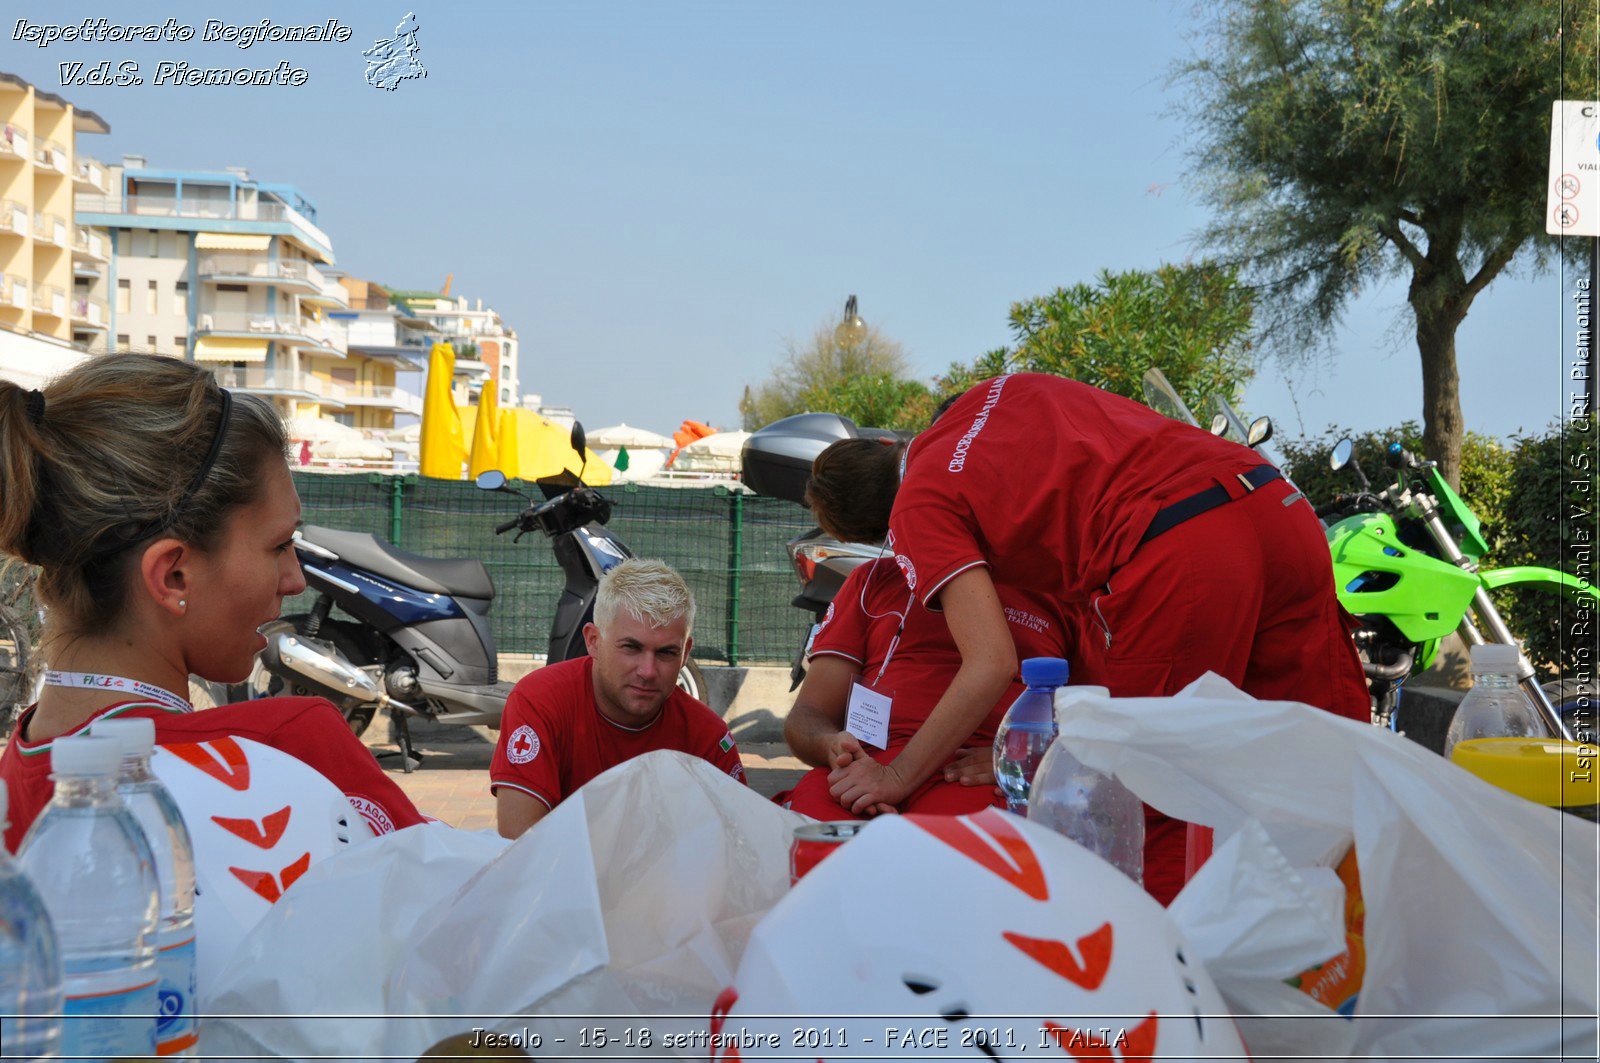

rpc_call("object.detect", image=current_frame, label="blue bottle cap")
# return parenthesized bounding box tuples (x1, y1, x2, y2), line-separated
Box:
(1020, 657, 1070, 688)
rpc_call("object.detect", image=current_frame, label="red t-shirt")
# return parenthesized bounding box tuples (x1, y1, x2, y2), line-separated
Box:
(891, 373, 1262, 607)
(489, 656, 745, 810)
(0, 697, 427, 853)
(809, 557, 1071, 749)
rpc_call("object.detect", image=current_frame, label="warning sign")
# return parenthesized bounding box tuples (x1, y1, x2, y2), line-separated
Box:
(1548, 101, 1600, 237)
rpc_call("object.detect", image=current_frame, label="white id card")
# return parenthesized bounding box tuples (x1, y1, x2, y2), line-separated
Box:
(845, 682, 891, 749)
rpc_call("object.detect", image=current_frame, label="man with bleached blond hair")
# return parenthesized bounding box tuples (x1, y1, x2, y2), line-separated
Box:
(491, 558, 745, 838)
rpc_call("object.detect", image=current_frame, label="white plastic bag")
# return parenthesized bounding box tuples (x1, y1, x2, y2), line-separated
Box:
(1055, 674, 1600, 1061)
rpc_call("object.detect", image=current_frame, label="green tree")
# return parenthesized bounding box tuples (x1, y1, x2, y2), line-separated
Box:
(938, 262, 1257, 414)
(740, 318, 925, 430)
(1179, 0, 1593, 488)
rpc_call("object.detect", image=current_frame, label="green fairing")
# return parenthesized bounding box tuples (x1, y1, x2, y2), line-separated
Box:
(1480, 566, 1600, 602)
(1327, 511, 1479, 642)
(1425, 467, 1490, 560)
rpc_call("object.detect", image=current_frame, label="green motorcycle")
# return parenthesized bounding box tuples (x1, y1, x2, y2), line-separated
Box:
(1316, 438, 1591, 738)
(1139, 368, 1592, 740)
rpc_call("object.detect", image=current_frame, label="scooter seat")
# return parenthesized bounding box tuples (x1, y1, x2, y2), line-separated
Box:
(300, 525, 496, 600)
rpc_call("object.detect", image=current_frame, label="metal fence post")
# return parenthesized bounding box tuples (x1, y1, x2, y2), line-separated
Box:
(726, 489, 744, 667)
(389, 475, 405, 546)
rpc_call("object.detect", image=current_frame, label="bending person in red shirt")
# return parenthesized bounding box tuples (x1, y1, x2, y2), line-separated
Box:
(491, 558, 744, 838)
(805, 373, 1370, 903)
(784, 551, 1070, 819)
(0, 354, 425, 852)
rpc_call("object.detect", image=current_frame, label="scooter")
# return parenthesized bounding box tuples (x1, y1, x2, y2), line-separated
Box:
(742, 412, 905, 689)
(246, 422, 703, 768)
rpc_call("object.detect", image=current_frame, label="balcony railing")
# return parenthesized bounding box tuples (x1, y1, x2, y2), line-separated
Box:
(32, 212, 67, 247)
(33, 140, 68, 174)
(0, 127, 29, 162)
(212, 367, 348, 403)
(0, 274, 27, 309)
(73, 157, 108, 194)
(72, 225, 108, 260)
(0, 200, 27, 237)
(342, 385, 424, 414)
(196, 310, 346, 352)
(32, 284, 66, 317)
(71, 295, 107, 327)
(198, 255, 324, 287)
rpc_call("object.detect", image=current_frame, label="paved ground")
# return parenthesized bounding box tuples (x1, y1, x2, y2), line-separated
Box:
(366, 717, 808, 832)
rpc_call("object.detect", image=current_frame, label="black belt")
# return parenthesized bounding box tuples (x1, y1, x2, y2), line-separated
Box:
(1139, 464, 1283, 544)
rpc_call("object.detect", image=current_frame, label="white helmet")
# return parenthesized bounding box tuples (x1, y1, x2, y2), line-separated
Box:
(718, 808, 1248, 1059)
(152, 735, 373, 988)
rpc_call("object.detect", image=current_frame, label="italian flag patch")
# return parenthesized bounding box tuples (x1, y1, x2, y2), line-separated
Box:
(719, 733, 734, 753)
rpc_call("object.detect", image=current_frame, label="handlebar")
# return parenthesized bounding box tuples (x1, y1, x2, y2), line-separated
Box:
(1316, 492, 1384, 520)
(494, 516, 522, 535)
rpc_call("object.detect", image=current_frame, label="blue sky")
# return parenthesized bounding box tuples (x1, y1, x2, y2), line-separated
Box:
(5, 1, 1576, 441)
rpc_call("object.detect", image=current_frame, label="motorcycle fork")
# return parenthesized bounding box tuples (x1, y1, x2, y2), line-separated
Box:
(1415, 498, 1572, 740)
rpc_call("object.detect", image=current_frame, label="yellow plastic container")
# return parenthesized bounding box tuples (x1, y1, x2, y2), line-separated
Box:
(1450, 738, 1600, 821)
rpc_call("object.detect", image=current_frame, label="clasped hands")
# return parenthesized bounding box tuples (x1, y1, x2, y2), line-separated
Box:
(824, 731, 996, 817)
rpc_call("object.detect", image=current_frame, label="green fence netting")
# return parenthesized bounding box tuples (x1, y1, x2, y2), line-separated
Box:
(290, 472, 815, 664)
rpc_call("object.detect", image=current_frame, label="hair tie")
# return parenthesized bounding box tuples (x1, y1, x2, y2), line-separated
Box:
(24, 389, 44, 426)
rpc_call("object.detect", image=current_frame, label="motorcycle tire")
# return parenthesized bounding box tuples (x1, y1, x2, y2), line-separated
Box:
(247, 615, 382, 738)
(1543, 677, 1597, 736)
(676, 658, 707, 703)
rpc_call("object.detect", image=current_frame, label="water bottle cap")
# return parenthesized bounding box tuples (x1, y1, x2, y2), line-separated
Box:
(1021, 657, 1070, 687)
(1468, 643, 1520, 672)
(48, 734, 122, 777)
(88, 716, 156, 759)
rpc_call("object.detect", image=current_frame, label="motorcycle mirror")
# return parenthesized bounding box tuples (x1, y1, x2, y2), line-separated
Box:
(474, 470, 508, 491)
(1330, 438, 1354, 471)
(569, 421, 587, 456)
(1248, 416, 1274, 447)
(1209, 414, 1228, 437)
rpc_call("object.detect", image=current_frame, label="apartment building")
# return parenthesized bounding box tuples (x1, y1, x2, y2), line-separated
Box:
(387, 289, 520, 407)
(0, 70, 111, 383)
(76, 157, 353, 421)
(335, 275, 438, 429)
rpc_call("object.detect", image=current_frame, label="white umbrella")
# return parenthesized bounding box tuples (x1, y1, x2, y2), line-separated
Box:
(672, 430, 751, 473)
(323, 436, 394, 461)
(587, 423, 674, 449)
(613, 448, 668, 481)
(286, 415, 359, 444)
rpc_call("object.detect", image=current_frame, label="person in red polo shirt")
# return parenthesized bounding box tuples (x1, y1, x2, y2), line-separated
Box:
(491, 559, 744, 838)
(783, 550, 1071, 819)
(0, 355, 425, 853)
(805, 373, 1369, 903)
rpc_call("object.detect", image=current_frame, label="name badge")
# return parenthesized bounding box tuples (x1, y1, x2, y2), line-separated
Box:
(845, 682, 891, 749)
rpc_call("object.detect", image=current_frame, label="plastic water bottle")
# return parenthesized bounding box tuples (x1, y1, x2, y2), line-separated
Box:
(994, 657, 1069, 815)
(92, 717, 199, 1057)
(1028, 685, 1144, 885)
(1444, 643, 1547, 757)
(0, 783, 64, 1058)
(18, 735, 160, 1062)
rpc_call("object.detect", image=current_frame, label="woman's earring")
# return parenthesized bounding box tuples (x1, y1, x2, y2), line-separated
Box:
(178, 599, 187, 610)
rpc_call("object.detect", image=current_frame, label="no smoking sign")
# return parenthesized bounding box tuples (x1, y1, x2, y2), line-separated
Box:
(1549, 102, 1600, 236)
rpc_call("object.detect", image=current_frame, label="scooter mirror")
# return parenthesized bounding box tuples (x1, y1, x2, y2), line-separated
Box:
(569, 422, 587, 457)
(474, 470, 508, 491)
(1209, 414, 1228, 437)
(1330, 438, 1354, 471)
(1248, 416, 1274, 447)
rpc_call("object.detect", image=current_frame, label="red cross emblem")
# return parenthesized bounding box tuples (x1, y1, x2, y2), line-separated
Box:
(507, 724, 541, 765)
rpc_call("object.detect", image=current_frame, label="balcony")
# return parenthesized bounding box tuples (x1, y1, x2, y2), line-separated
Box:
(196, 310, 346, 355)
(76, 193, 334, 254)
(341, 384, 424, 416)
(300, 275, 350, 308)
(198, 254, 321, 294)
(0, 274, 26, 310)
(70, 294, 107, 328)
(72, 225, 108, 262)
(32, 284, 66, 318)
(73, 156, 108, 195)
(211, 367, 348, 407)
(32, 212, 67, 248)
(0, 200, 27, 238)
(0, 127, 30, 163)
(33, 140, 68, 175)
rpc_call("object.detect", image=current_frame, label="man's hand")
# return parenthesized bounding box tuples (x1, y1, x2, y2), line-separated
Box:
(823, 729, 865, 770)
(943, 745, 996, 787)
(828, 756, 911, 816)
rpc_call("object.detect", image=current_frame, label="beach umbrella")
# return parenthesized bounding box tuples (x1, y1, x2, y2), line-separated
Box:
(419, 343, 466, 479)
(467, 386, 501, 479)
(497, 407, 522, 480)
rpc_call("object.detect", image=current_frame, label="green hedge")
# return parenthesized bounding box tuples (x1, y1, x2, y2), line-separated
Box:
(1279, 422, 1595, 676)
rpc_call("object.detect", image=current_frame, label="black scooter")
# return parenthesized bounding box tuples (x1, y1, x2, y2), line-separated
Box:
(245, 423, 702, 767)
